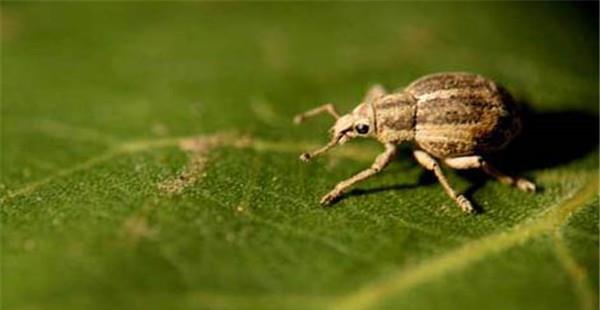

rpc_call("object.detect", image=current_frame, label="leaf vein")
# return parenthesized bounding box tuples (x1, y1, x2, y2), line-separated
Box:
(551, 231, 597, 310)
(333, 178, 599, 310)
(2, 132, 374, 203)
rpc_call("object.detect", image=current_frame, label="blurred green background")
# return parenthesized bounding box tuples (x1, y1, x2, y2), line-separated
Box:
(1, 2, 598, 310)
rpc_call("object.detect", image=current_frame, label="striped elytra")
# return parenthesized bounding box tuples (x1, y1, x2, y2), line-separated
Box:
(373, 72, 522, 158)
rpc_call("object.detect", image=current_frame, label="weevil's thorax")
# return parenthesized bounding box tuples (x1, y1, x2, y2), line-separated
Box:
(371, 92, 417, 144)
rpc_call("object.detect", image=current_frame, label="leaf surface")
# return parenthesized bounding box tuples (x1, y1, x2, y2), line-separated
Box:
(2, 3, 598, 310)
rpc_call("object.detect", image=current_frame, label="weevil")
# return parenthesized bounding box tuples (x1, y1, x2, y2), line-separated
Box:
(294, 72, 536, 213)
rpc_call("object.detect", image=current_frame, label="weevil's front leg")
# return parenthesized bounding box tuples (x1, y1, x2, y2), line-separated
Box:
(413, 150, 474, 213)
(293, 103, 340, 124)
(442, 156, 536, 192)
(321, 144, 396, 205)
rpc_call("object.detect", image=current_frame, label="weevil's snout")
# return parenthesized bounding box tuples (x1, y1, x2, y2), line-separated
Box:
(331, 114, 356, 144)
(332, 110, 374, 144)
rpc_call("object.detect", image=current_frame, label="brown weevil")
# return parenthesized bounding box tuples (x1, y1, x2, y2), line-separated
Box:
(294, 72, 535, 213)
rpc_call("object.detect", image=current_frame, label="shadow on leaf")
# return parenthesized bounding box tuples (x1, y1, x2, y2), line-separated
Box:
(490, 106, 599, 172)
(345, 172, 433, 198)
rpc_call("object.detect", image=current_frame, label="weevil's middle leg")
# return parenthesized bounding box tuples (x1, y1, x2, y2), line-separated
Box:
(363, 84, 387, 104)
(413, 150, 474, 213)
(320, 144, 396, 205)
(293, 103, 340, 124)
(442, 156, 536, 192)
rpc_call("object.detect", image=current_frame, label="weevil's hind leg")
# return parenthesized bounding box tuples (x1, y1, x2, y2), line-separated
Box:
(293, 103, 340, 124)
(321, 144, 396, 205)
(482, 162, 536, 192)
(413, 150, 474, 213)
(363, 84, 387, 104)
(442, 156, 536, 192)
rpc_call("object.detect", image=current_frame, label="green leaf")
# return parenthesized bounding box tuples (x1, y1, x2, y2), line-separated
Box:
(2, 3, 598, 310)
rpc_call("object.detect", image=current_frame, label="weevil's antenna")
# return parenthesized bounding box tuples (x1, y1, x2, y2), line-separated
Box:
(293, 103, 340, 124)
(299, 135, 341, 162)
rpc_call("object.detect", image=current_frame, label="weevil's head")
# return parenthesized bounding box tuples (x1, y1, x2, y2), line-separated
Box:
(300, 102, 376, 162)
(331, 102, 376, 144)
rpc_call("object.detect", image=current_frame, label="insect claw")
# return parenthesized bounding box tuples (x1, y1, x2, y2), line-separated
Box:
(320, 195, 334, 206)
(300, 153, 312, 162)
(293, 115, 304, 124)
(320, 189, 342, 205)
(456, 195, 475, 213)
(516, 179, 536, 193)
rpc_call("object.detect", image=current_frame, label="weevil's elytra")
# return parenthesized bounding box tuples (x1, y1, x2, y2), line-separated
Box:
(408, 73, 522, 158)
(294, 72, 536, 213)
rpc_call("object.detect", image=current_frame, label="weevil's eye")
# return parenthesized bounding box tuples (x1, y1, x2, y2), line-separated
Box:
(355, 124, 370, 135)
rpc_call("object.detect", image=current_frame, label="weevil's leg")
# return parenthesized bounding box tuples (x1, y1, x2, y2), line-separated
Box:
(482, 162, 536, 192)
(363, 84, 387, 104)
(413, 150, 474, 213)
(321, 144, 396, 205)
(442, 156, 536, 192)
(293, 103, 340, 124)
